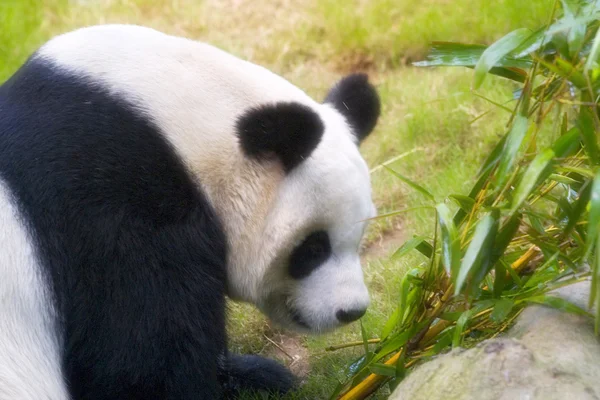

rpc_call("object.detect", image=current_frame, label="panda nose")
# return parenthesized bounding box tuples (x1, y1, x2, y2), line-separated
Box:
(336, 308, 367, 324)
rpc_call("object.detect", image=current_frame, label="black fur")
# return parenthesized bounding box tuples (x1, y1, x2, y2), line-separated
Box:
(236, 102, 324, 172)
(221, 354, 297, 398)
(288, 231, 331, 280)
(0, 57, 292, 399)
(324, 73, 380, 143)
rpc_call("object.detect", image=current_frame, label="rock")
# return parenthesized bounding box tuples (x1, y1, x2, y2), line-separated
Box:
(389, 280, 600, 400)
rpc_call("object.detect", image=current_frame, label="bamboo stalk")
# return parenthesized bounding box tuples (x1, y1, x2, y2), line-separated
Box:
(337, 354, 418, 400)
(326, 339, 381, 352)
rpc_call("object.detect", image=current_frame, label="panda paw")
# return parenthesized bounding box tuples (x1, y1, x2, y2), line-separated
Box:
(221, 354, 297, 398)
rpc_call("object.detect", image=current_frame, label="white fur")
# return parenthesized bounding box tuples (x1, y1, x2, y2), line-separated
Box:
(0, 180, 69, 400)
(38, 24, 375, 332)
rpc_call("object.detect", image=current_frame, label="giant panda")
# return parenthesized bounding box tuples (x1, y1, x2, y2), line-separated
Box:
(0, 24, 380, 399)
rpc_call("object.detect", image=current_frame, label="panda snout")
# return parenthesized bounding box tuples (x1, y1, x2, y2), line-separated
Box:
(336, 307, 367, 324)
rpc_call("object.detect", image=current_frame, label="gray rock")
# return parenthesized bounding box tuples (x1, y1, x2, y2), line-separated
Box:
(389, 280, 600, 400)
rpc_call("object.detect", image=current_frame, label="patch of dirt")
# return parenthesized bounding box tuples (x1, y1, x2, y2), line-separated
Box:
(361, 223, 406, 262)
(261, 327, 311, 380)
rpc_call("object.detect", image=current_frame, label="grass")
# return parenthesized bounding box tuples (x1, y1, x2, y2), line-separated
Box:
(0, 1, 555, 398)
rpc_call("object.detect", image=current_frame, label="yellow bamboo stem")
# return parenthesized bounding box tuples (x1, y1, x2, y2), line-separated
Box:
(337, 354, 418, 400)
(326, 339, 381, 352)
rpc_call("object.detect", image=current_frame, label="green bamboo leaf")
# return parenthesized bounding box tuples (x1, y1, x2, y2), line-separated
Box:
(415, 240, 434, 258)
(433, 330, 454, 353)
(391, 236, 429, 260)
(369, 363, 397, 378)
(513, 27, 549, 57)
(368, 206, 436, 221)
(578, 107, 600, 165)
(490, 298, 515, 323)
(511, 148, 556, 214)
(455, 212, 499, 295)
(552, 127, 580, 158)
(436, 203, 461, 277)
(360, 321, 371, 358)
(395, 348, 407, 379)
(563, 180, 591, 240)
(558, 165, 596, 178)
(383, 166, 435, 202)
(374, 327, 414, 361)
(524, 295, 593, 318)
(504, 259, 523, 288)
(449, 194, 476, 213)
(380, 271, 414, 338)
(496, 115, 530, 189)
(452, 310, 472, 348)
(538, 57, 588, 89)
(493, 262, 508, 297)
(490, 213, 522, 268)
(474, 28, 532, 89)
(585, 171, 600, 258)
(380, 306, 402, 340)
(588, 173, 600, 315)
(549, 174, 580, 185)
(594, 233, 600, 334)
(585, 27, 600, 72)
(414, 42, 532, 69)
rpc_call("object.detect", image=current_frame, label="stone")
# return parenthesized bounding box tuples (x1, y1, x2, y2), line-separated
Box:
(389, 280, 600, 400)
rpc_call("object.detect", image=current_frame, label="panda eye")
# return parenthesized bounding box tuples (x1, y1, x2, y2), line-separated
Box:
(288, 231, 331, 280)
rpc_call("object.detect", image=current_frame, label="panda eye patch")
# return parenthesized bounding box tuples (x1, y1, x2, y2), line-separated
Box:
(288, 231, 331, 280)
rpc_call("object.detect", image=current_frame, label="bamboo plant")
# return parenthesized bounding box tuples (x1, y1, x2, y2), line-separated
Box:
(331, 1, 600, 399)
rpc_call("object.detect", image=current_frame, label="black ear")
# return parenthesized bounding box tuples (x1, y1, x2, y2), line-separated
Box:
(324, 73, 380, 143)
(236, 102, 324, 172)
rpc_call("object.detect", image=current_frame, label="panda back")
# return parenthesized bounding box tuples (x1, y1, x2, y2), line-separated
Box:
(0, 53, 228, 398)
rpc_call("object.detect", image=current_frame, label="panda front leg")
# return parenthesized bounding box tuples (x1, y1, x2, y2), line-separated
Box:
(219, 351, 297, 398)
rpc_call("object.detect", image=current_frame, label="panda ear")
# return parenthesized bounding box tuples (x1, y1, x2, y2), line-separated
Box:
(324, 73, 380, 144)
(236, 102, 325, 172)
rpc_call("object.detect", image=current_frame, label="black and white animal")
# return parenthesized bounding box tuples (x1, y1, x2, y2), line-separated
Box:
(0, 25, 380, 399)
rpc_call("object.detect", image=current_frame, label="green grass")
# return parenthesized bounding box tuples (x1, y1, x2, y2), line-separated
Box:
(0, 1, 552, 398)
(294, 0, 554, 70)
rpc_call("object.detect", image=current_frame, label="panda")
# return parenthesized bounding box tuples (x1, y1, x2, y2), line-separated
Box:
(0, 24, 380, 399)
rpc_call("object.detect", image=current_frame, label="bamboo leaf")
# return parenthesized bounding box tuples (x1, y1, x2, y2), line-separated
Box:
(578, 106, 600, 165)
(368, 363, 397, 378)
(563, 180, 591, 240)
(490, 298, 515, 323)
(383, 166, 435, 202)
(436, 203, 461, 277)
(414, 42, 532, 69)
(594, 233, 600, 334)
(496, 115, 530, 189)
(585, 27, 600, 72)
(380, 271, 414, 338)
(433, 330, 454, 353)
(449, 194, 476, 213)
(453, 310, 472, 348)
(493, 262, 508, 297)
(374, 327, 414, 361)
(552, 127, 581, 158)
(513, 27, 549, 57)
(524, 295, 593, 318)
(455, 211, 499, 295)
(360, 321, 371, 358)
(511, 148, 556, 214)
(585, 171, 600, 258)
(391, 236, 429, 260)
(490, 213, 522, 268)
(415, 240, 434, 258)
(474, 28, 532, 89)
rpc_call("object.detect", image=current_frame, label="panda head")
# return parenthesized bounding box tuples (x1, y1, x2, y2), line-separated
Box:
(233, 73, 380, 333)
